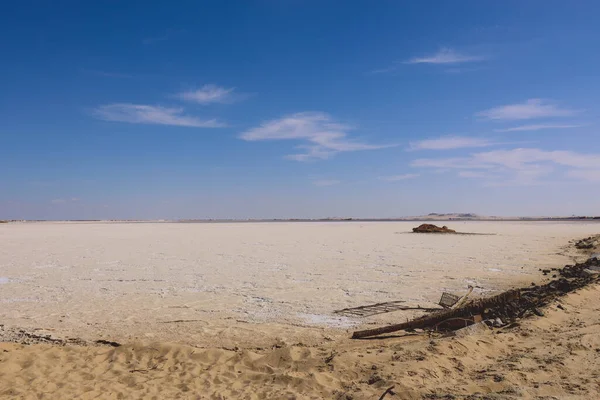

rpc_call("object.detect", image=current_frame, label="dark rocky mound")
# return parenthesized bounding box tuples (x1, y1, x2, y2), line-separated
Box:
(412, 224, 456, 233)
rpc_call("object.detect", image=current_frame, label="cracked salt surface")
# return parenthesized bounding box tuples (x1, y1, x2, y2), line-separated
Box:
(2, 221, 597, 341)
(1, 297, 39, 303)
(296, 313, 358, 328)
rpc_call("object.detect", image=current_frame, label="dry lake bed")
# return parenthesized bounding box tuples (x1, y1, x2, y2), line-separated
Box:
(1, 220, 598, 346)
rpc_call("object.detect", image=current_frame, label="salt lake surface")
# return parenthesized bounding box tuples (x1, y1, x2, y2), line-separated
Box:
(1, 221, 598, 345)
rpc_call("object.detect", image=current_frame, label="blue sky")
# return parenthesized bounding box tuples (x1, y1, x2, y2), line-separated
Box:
(2, 1, 600, 219)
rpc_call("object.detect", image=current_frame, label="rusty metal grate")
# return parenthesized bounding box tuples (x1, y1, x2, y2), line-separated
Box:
(334, 301, 441, 317)
(439, 292, 460, 309)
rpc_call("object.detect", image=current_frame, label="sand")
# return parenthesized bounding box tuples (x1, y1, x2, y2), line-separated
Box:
(1, 221, 599, 399)
(1, 282, 599, 399)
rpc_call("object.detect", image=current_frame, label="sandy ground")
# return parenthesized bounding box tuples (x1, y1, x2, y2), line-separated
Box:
(1, 221, 599, 348)
(1, 281, 599, 399)
(1, 221, 600, 399)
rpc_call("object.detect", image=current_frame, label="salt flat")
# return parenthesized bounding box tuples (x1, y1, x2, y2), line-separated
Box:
(0, 221, 598, 346)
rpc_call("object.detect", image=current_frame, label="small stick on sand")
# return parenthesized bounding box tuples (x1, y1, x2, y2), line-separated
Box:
(451, 286, 474, 309)
(378, 386, 395, 400)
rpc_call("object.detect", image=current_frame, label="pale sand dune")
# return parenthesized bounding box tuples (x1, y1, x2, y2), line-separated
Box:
(1, 284, 599, 399)
(0, 221, 598, 348)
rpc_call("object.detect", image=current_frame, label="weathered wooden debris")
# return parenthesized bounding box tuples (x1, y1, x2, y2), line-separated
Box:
(437, 286, 473, 309)
(334, 301, 440, 317)
(378, 386, 395, 400)
(352, 256, 600, 339)
(352, 290, 519, 339)
(453, 321, 489, 338)
(451, 286, 474, 309)
(575, 236, 599, 249)
(438, 292, 460, 309)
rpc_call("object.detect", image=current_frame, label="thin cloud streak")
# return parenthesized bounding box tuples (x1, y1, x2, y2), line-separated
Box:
(240, 112, 395, 161)
(411, 148, 600, 185)
(413, 148, 600, 170)
(92, 104, 225, 128)
(312, 180, 341, 187)
(369, 65, 400, 74)
(566, 170, 600, 182)
(409, 136, 496, 151)
(177, 84, 244, 104)
(458, 171, 488, 178)
(378, 174, 420, 182)
(372, 48, 485, 74)
(405, 48, 487, 65)
(51, 198, 80, 205)
(494, 123, 584, 132)
(476, 99, 578, 121)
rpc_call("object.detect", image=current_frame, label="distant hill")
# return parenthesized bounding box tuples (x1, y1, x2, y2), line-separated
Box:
(426, 213, 480, 219)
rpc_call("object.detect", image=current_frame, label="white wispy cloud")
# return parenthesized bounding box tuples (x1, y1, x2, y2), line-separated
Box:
(370, 65, 400, 74)
(476, 99, 578, 121)
(239, 112, 395, 161)
(409, 136, 496, 151)
(412, 157, 495, 170)
(312, 179, 341, 187)
(411, 148, 600, 185)
(405, 48, 486, 65)
(372, 48, 485, 74)
(51, 198, 80, 205)
(378, 173, 420, 182)
(458, 171, 489, 178)
(177, 84, 243, 104)
(92, 104, 225, 127)
(413, 148, 600, 170)
(566, 169, 600, 182)
(454, 165, 556, 187)
(494, 123, 584, 132)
